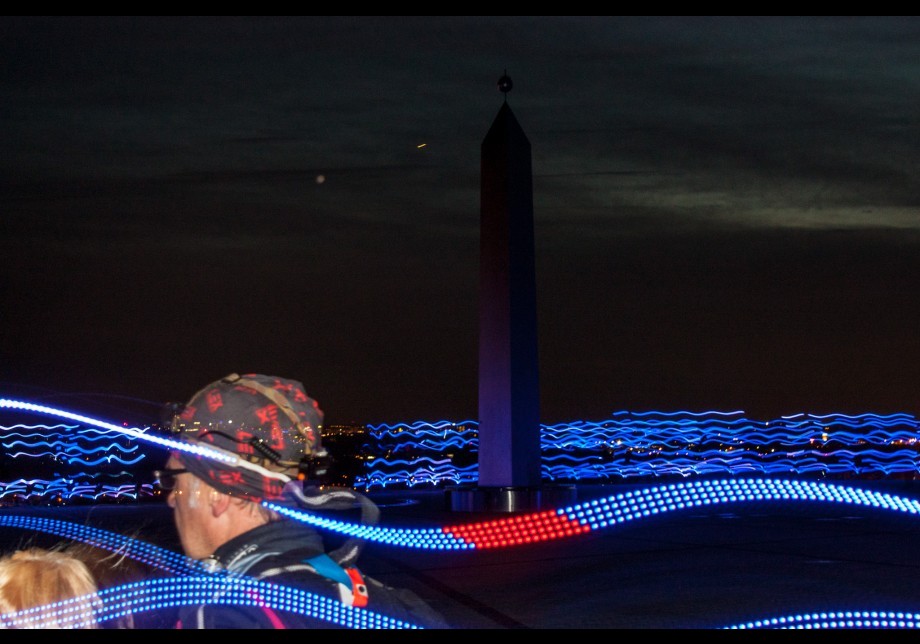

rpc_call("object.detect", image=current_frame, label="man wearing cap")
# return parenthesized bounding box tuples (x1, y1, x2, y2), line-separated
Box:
(157, 373, 448, 629)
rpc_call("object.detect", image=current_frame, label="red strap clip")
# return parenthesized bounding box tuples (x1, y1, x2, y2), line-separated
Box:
(345, 567, 369, 608)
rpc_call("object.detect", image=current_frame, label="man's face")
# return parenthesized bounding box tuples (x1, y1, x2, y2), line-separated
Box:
(165, 454, 218, 560)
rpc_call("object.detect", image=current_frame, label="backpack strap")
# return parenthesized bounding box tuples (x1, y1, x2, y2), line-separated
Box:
(305, 553, 369, 608)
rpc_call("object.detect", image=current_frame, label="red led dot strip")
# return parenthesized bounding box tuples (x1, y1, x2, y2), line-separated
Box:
(442, 510, 590, 549)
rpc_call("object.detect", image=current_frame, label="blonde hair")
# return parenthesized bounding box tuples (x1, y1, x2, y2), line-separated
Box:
(0, 547, 101, 629)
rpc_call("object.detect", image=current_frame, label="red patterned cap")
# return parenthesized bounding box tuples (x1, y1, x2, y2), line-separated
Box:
(170, 373, 325, 501)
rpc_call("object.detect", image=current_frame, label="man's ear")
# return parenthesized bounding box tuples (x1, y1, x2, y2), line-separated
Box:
(210, 489, 231, 517)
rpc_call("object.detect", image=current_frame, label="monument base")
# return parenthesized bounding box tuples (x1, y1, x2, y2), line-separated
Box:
(445, 484, 577, 513)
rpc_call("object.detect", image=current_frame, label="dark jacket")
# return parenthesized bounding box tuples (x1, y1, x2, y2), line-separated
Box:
(175, 519, 448, 629)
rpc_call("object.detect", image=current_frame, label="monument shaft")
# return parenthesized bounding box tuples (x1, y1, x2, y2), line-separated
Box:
(478, 101, 542, 488)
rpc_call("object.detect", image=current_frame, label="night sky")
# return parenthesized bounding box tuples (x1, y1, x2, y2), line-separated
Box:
(3, 16, 920, 426)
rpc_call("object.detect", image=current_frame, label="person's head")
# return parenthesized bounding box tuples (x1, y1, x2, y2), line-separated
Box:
(159, 373, 327, 560)
(0, 547, 101, 629)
